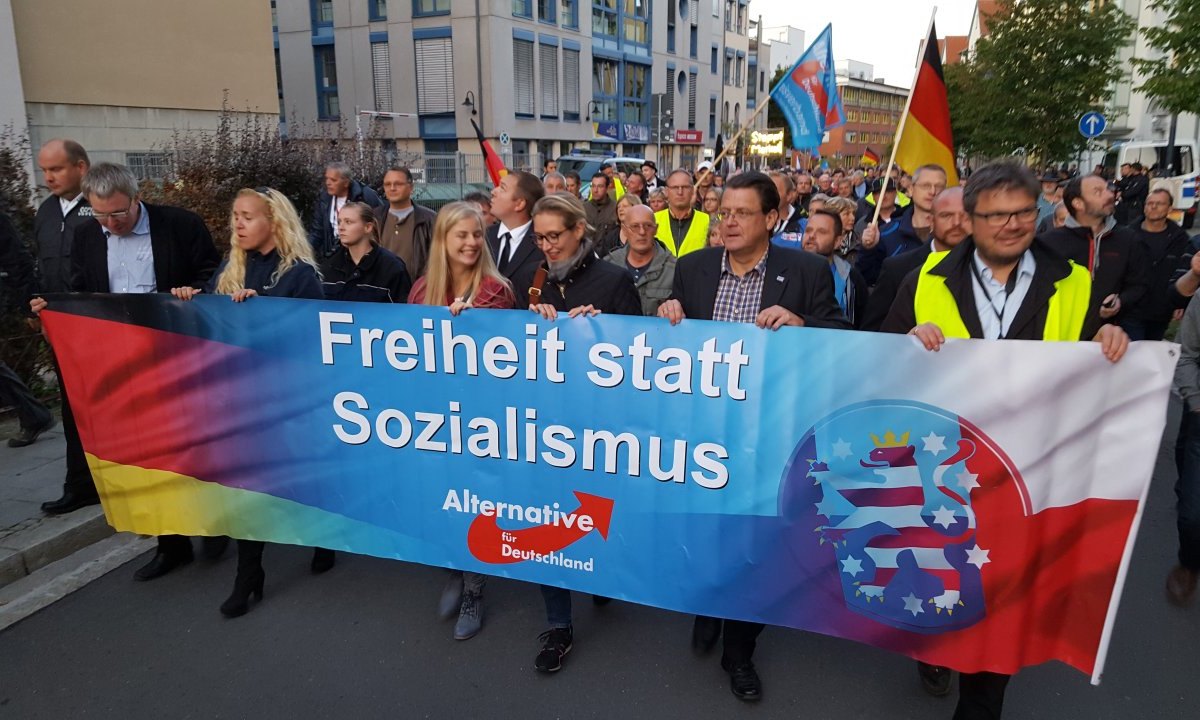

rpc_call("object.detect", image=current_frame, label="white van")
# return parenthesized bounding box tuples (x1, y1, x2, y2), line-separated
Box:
(1103, 140, 1198, 228)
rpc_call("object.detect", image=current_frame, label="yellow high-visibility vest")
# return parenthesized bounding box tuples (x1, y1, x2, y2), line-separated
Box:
(655, 209, 710, 258)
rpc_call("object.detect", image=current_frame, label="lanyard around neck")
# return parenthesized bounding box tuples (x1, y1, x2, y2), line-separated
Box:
(970, 258, 1020, 337)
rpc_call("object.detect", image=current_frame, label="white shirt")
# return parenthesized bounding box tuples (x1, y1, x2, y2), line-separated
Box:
(60, 194, 82, 218)
(496, 219, 533, 263)
(329, 194, 348, 234)
(970, 249, 1036, 340)
(106, 202, 157, 294)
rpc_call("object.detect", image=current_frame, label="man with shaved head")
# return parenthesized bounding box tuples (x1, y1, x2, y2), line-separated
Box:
(604, 203, 675, 316)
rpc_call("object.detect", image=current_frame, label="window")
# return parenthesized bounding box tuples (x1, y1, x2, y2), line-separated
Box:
(667, 0, 675, 53)
(709, 97, 717, 140)
(514, 39, 536, 116)
(370, 0, 387, 21)
(563, 48, 581, 119)
(415, 37, 454, 114)
(663, 67, 674, 128)
(562, 0, 578, 27)
(312, 0, 333, 26)
(314, 46, 340, 119)
(126, 152, 171, 181)
(688, 71, 697, 129)
(414, 0, 450, 15)
(711, 45, 718, 74)
(736, 56, 744, 87)
(623, 0, 647, 46)
(689, 25, 697, 58)
(712, 0, 719, 15)
(724, 0, 733, 31)
(623, 63, 649, 124)
(513, 0, 532, 17)
(593, 0, 617, 38)
(371, 42, 392, 112)
(540, 44, 559, 118)
(723, 56, 731, 85)
(538, 0, 556, 23)
(271, 0, 278, 30)
(274, 48, 284, 118)
(592, 57, 619, 121)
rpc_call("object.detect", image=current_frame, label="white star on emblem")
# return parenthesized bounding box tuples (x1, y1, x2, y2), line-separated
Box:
(902, 592, 925, 616)
(815, 496, 840, 518)
(965, 544, 991, 569)
(831, 439, 852, 459)
(840, 555, 864, 577)
(931, 505, 957, 529)
(956, 471, 980, 493)
(922, 432, 947, 455)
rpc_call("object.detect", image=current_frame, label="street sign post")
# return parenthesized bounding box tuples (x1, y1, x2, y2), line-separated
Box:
(1079, 112, 1107, 139)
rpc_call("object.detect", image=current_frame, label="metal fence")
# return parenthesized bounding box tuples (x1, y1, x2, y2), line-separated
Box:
(402, 152, 547, 210)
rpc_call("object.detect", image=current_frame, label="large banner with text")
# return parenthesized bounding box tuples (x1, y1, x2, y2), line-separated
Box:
(42, 294, 1175, 683)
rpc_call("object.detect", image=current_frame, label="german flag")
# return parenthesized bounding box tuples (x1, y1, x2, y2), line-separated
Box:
(471, 119, 507, 187)
(862, 147, 880, 166)
(894, 22, 958, 186)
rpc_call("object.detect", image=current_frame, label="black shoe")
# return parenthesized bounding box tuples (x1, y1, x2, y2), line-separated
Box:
(311, 547, 336, 574)
(220, 567, 265, 618)
(40, 488, 100, 515)
(8, 416, 54, 448)
(692, 615, 722, 656)
(201, 536, 230, 560)
(591, 594, 612, 607)
(720, 656, 763, 702)
(133, 549, 194, 581)
(534, 626, 573, 673)
(917, 661, 954, 697)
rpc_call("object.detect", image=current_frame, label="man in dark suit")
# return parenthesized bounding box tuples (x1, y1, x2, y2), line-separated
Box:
(656, 171, 849, 703)
(308, 161, 383, 258)
(31, 162, 220, 581)
(486, 171, 545, 304)
(861, 187, 971, 331)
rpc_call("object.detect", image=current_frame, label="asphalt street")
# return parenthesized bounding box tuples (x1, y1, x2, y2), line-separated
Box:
(0, 403, 1196, 720)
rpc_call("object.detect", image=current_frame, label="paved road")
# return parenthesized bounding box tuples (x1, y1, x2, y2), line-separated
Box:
(0, 405, 1196, 719)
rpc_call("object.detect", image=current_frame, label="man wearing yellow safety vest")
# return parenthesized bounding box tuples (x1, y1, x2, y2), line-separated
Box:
(656, 169, 711, 258)
(880, 161, 1129, 720)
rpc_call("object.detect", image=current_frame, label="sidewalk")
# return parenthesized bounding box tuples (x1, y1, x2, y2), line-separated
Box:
(0, 412, 113, 588)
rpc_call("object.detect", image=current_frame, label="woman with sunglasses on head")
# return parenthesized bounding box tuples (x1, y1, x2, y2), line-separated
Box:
(526, 192, 639, 675)
(321, 202, 412, 303)
(408, 201, 514, 640)
(171, 187, 326, 618)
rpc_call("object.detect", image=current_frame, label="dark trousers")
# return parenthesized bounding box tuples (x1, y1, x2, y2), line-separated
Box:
(1175, 410, 1200, 570)
(0, 360, 51, 431)
(1120, 317, 1170, 342)
(540, 585, 572, 628)
(236, 539, 266, 573)
(49, 350, 94, 493)
(954, 672, 1011, 720)
(158, 534, 192, 558)
(721, 619, 765, 664)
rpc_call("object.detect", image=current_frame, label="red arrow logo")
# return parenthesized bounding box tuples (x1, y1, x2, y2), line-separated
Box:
(467, 492, 614, 564)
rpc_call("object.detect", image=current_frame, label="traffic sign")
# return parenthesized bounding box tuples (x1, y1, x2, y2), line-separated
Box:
(499, 132, 511, 147)
(1078, 112, 1106, 139)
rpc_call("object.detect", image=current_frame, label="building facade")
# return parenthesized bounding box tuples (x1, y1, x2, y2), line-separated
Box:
(5, 0, 277, 184)
(274, 0, 751, 171)
(819, 75, 906, 169)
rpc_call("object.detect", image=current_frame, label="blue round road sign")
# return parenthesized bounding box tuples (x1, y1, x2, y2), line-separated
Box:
(1079, 112, 1107, 139)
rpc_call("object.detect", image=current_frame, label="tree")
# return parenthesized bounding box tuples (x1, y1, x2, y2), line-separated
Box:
(946, 0, 1134, 162)
(1132, 0, 1200, 117)
(766, 66, 793, 151)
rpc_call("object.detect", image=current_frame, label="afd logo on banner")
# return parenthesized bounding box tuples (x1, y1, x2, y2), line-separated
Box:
(771, 23, 845, 150)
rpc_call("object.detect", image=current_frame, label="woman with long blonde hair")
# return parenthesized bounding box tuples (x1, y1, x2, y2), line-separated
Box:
(408, 201, 514, 314)
(171, 187, 327, 618)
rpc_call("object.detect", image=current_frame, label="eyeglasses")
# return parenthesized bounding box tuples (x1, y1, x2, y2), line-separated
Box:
(714, 209, 763, 224)
(532, 229, 574, 246)
(623, 222, 656, 232)
(666, 185, 692, 193)
(913, 183, 945, 193)
(92, 199, 135, 222)
(972, 206, 1038, 228)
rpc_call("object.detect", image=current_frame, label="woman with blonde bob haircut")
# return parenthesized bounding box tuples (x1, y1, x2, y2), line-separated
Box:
(408, 201, 514, 314)
(171, 187, 326, 619)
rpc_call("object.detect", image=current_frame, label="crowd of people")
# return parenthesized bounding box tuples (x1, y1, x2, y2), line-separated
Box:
(0, 136, 1196, 719)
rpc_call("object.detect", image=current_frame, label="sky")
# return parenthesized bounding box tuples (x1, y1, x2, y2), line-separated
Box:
(751, 0, 978, 87)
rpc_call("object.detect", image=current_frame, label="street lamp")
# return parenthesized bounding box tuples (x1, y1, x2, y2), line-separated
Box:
(462, 91, 477, 116)
(587, 101, 602, 121)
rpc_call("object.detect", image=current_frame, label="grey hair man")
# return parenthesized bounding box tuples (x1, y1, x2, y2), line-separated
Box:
(308, 161, 384, 257)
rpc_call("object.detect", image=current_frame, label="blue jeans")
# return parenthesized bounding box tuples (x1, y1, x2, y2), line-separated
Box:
(539, 585, 572, 628)
(1174, 410, 1200, 570)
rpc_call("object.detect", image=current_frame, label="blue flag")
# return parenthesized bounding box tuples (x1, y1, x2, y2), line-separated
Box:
(771, 24, 845, 150)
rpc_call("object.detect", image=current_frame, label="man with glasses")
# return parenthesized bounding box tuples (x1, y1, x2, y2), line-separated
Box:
(880, 160, 1129, 720)
(1039, 174, 1148, 338)
(376, 166, 436, 283)
(856, 164, 947, 287)
(604, 204, 675, 316)
(657, 171, 849, 703)
(655, 170, 711, 258)
(30, 162, 221, 579)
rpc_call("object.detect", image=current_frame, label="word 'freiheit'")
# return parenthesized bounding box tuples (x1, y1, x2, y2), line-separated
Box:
(318, 313, 752, 400)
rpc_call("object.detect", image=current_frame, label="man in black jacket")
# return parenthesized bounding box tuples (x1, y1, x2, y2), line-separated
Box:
(881, 161, 1128, 720)
(1120, 188, 1193, 340)
(1038, 174, 1149, 339)
(862, 187, 971, 331)
(31, 162, 221, 580)
(657, 172, 849, 703)
(375, 167, 435, 284)
(0, 212, 54, 447)
(487, 171, 545, 304)
(309, 161, 383, 258)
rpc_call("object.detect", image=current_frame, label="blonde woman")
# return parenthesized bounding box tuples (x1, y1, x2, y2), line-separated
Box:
(171, 187, 326, 618)
(823, 196, 861, 262)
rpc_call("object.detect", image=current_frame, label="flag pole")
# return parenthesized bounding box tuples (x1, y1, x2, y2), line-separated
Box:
(871, 7, 938, 227)
(700, 95, 775, 191)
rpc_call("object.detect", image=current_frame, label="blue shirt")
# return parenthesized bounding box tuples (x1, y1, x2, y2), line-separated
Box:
(971, 249, 1036, 340)
(105, 202, 156, 294)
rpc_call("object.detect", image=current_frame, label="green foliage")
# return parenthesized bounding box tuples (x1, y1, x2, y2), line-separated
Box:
(947, 0, 1134, 161)
(767, 66, 793, 151)
(1133, 0, 1200, 117)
